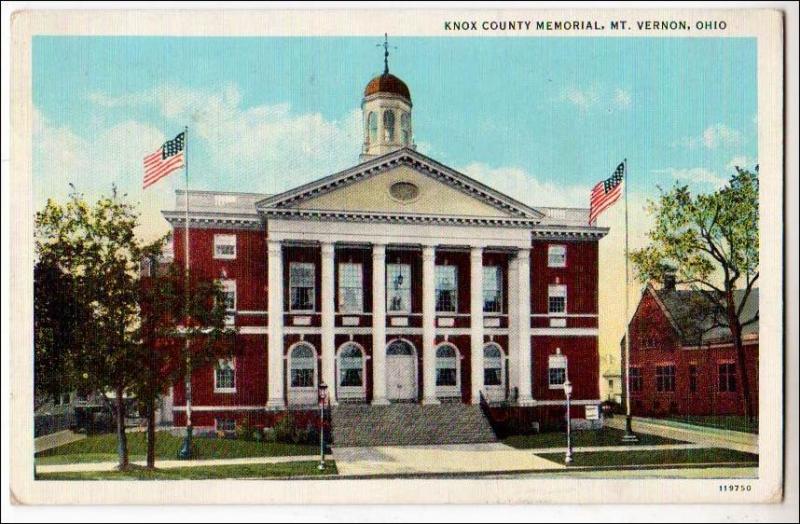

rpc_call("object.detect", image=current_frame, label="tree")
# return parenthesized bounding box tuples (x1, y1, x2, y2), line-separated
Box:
(631, 167, 759, 420)
(138, 260, 234, 468)
(35, 187, 164, 469)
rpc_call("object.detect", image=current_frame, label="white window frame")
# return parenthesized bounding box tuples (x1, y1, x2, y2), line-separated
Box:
(288, 342, 318, 406)
(337, 342, 367, 400)
(338, 262, 363, 314)
(213, 234, 237, 260)
(435, 265, 458, 313)
(289, 262, 316, 312)
(548, 352, 568, 389)
(548, 284, 567, 316)
(435, 342, 461, 397)
(482, 266, 503, 313)
(367, 111, 377, 143)
(214, 357, 236, 393)
(219, 279, 236, 325)
(483, 343, 505, 388)
(547, 244, 567, 268)
(386, 263, 411, 314)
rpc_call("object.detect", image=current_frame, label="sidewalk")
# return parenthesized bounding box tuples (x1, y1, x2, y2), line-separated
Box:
(35, 454, 320, 474)
(605, 417, 758, 454)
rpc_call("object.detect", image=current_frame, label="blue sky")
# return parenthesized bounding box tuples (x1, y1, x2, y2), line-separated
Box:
(31, 35, 758, 375)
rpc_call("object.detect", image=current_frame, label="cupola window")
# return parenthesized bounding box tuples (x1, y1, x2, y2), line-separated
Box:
(383, 110, 395, 142)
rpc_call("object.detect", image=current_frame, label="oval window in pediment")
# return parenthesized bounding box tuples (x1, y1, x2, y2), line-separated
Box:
(389, 181, 419, 203)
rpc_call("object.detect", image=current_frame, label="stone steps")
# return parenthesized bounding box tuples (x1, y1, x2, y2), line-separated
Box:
(331, 403, 498, 447)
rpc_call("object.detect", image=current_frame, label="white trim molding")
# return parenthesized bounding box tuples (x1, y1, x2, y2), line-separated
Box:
(531, 328, 599, 336)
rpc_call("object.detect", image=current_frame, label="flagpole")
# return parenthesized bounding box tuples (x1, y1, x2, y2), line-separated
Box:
(622, 158, 638, 442)
(179, 126, 194, 459)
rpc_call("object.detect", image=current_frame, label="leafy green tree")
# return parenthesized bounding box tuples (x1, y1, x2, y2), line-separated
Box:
(631, 167, 759, 419)
(138, 260, 234, 468)
(35, 187, 164, 469)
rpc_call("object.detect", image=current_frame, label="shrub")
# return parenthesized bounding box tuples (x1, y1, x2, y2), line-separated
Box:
(262, 427, 277, 442)
(273, 414, 296, 443)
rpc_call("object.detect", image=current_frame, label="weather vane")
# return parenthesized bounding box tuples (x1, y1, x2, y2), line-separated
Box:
(377, 33, 396, 75)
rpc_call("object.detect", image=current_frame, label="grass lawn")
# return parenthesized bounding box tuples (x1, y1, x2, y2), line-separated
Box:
(537, 448, 759, 468)
(35, 461, 336, 480)
(503, 427, 685, 449)
(666, 416, 759, 434)
(36, 431, 317, 465)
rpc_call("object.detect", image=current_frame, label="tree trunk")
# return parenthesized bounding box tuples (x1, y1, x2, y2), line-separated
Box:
(726, 291, 754, 421)
(114, 385, 129, 470)
(146, 395, 156, 469)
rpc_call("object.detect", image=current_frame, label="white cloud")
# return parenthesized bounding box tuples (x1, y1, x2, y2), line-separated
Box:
(677, 123, 743, 150)
(726, 155, 757, 171)
(457, 162, 590, 209)
(561, 85, 632, 113)
(651, 167, 727, 188)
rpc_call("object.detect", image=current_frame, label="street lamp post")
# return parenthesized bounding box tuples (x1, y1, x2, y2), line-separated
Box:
(317, 382, 328, 471)
(563, 378, 573, 465)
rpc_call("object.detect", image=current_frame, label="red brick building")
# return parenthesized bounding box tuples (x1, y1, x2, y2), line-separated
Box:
(622, 280, 759, 418)
(161, 66, 609, 438)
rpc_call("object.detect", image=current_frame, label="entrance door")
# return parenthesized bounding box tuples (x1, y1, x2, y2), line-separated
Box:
(386, 339, 417, 401)
(387, 355, 416, 401)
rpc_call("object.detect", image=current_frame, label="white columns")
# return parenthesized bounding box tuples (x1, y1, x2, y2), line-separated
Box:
(371, 244, 389, 405)
(507, 256, 519, 400)
(470, 247, 484, 404)
(516, 248, 534, 405)
(320, 242, 337, 405)
(422, 245, 439, 404)
(266, 240, 286, 410)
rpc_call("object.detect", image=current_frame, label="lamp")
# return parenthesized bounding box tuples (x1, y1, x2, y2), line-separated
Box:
(563, 378, 573, 465)
(317, 382, 328, 471)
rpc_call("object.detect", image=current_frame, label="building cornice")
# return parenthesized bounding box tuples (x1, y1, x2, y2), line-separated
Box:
(162, 210, 263, 231)
(531, 226, 609, 240)
(255, 148, 546, 220)
(261, 207, 541, 228)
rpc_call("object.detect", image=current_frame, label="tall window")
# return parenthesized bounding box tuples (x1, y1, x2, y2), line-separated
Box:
(548, 284, 567, 315)
(719, 362, 737, 392)
(290, 344, 316, 388)
(338, 263, 363, 313)
(435, 265, 458, 312)
(483, 266, 503, 313)
(655, 365, 676, 392)
(219, 279, 236, 325)
(483, 344, 503, 386)
(689, 364, 698, 393)
(383, 110, 395, 142)
(436, 344, 458, 386)
(400, 112, 411, 145)
(548, 353, 567, 388)
(367, 112, 377, 143)
(214, 358, 236, 392)
(387, 263, 411, 313)
(338, 343, 364, 387)
(213, 234, 237, 259)
(289, 262, 315, 311)
(547, 245, 567, 267)
(629, 367, 642, 392)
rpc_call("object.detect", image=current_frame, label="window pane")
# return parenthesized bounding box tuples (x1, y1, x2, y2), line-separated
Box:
(368, 112, 377, 142)
(436, 368, 457, 386)
(548, 368, 566, 386)
(484, 367, 502, 386)
(548, 245, 566, 267)
(383, 110, 395, 141)
(387, 264, 410, 312)
(338, 263, 363, 312)
(435, 266, 457, 312)
(483, 266, 502, 313)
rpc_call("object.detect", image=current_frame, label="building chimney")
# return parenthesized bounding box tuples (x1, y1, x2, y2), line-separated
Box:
(663, 269, 677, 291)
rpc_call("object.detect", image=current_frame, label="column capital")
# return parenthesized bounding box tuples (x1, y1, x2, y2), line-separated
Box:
(372, 243, 386, 257)
(321, 241, 335, 256)
(267, 240, 282, 255)
(470, 246, 484, 259)
(422, 245, 436, 262)
(516, 247, 531, 261)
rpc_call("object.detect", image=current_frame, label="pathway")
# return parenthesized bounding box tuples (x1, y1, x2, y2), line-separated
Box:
(35, 454, 320, 474)
(34, 430, 85, 453)
(605, 417, 758, 454)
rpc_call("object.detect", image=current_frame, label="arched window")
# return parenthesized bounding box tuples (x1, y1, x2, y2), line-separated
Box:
(338, 343, 364, 388)
(483, 344, 504, 386)
(435, 344, 459, 387)
(383, 109, 395, 142)
(400, 112, 411, 145)
(367, 112, 377, 143)
(387, 339, 415, 356)
(290, 343, 317, 388)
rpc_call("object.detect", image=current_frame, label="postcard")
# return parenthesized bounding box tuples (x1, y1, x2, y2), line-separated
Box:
(8, 7, 786, 505)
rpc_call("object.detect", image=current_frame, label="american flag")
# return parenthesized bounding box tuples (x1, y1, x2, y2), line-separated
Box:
(589, 162, 625, 225)
(143, 132, 185, 189)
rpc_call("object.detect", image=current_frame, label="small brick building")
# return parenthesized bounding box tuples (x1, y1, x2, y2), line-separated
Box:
(622, 279, 758, 418)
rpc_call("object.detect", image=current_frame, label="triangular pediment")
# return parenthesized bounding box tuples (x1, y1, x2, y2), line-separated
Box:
(256, 149, 544, 220)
